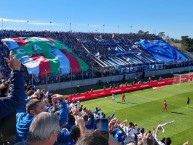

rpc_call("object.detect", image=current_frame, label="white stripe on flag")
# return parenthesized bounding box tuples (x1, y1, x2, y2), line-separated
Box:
(49, 49, 70, 74)
(2, 38, 19, 50)
(20, 56, 40, 77)
(31, 37, 49, 41)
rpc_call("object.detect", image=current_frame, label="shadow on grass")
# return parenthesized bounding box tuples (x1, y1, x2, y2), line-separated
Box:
(171, 111, 185, 115)
(116, 101, 138, 104)
(187, 107, 193, 109)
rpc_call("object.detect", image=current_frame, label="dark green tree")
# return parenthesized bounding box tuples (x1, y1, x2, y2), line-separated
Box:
(158, 32, 165, 38)
(181, 36, 193, 52)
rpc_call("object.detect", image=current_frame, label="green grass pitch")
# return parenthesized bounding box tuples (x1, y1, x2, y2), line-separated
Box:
(81, 82, 193, 144)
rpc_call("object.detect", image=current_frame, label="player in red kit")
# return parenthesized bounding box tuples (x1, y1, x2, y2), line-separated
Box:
(162, 100, 167, 112)
(122, 93, 125, 102)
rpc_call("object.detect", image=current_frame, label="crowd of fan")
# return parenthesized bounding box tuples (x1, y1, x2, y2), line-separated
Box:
(0, 30, 164, 86)
(0, 52, 189, 145)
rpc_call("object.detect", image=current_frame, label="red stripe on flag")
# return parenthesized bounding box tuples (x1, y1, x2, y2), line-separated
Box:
(30, 54, 50, 77)
(45, 38, 51, 41)
(12, 37, 29, 46)
(60, 49, 80, 73)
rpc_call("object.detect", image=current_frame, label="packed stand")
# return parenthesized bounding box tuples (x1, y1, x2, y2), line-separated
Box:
(1, 30, 189, 86)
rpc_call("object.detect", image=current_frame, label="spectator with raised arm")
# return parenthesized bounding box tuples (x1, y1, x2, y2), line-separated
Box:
(16, 94, 68, 142)
(0, 51, 25, 144)
(85, 108, 95, 130)
(153, 120, 174, 145)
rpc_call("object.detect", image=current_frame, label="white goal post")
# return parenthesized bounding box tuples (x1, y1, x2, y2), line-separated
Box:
(173, 73, 193, 85)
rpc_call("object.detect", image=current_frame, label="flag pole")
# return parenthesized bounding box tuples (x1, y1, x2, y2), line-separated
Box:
(70, 22, 71, 32)
(45, 69, 48, 91)
(32, 74, 34, 87)
(81, 67, 83, 80)
(1, 19, 3, 30)
(92, 66, 94, 78)
(71, 67, 72, 87)
(27, 21, 29, 31)
(58, 68, 61, 89)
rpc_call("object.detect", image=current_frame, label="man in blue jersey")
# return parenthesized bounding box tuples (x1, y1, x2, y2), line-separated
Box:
(16, 94, 68, 142)
(0, 51, 25, 144)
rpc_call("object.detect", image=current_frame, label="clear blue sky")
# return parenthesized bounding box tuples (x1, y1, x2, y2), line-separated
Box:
(0, 0, 193, 39)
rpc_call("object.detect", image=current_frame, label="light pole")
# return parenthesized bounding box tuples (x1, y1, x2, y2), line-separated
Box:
(50, 21, 52, 32)
(27, 21, 29, 31)
(155, 29, 157, 35)
(1, 19, 3, 30)
(141, 26, 144, 33)
(103, 24, 105, 33)
(70, 22, 71, 32)
(87, 24, 89, 32)
(118, 25, 119, 34)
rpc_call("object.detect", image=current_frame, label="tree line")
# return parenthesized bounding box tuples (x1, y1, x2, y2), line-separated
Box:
(181, 36, 193, 52)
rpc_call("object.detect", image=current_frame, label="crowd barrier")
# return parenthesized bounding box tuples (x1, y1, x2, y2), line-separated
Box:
(67, 75, 193, 102)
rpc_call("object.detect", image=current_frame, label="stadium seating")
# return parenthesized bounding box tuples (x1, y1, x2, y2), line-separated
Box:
(0, 30, 190, 85)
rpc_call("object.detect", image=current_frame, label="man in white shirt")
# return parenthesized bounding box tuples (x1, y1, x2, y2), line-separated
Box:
(153, 121, 174, 145)
(112, 94, 115, 101)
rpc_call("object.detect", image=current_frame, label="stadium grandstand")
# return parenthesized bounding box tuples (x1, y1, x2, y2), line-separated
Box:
(1, 30, 193, 89)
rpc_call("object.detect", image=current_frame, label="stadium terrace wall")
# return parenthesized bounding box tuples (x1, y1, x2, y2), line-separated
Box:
(38, 66, 192, 91)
